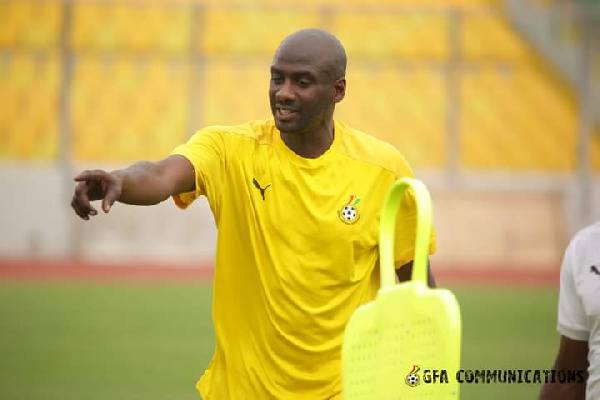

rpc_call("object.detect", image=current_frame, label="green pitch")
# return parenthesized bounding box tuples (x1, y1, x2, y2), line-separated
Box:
(0, 281, 558, 400)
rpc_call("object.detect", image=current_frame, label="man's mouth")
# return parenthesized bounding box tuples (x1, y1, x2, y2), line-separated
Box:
(275, 106, 299, 121)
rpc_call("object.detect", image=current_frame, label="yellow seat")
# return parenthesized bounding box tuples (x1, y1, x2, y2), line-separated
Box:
(0, 53, 59, 160)
(336, 65, 446, 168)
(461, 14, 531, 61)
(0, 1, 61, 49)
(70, 3, 191, 54)
(201, 57, 272, 126)
(460, 65, 577, 171)
(332, 12, 448, 61)
(592, 125, 600, 172)
(71, 56, 189, 161)
(201, 8, 319, 55)
(230, 0, 500, 5)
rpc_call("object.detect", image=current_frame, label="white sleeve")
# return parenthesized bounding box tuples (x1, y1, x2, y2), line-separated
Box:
(557, 239, 590, 341)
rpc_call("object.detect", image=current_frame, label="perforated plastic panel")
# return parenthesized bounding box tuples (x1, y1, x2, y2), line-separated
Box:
(342, 178, 461, 400)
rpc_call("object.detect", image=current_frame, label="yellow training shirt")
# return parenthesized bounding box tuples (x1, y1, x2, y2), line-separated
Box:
(171, 119, 435, 400)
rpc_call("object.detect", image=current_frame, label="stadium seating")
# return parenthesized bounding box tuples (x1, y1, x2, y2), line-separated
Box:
(460, 65, 577, 170)
(201, 8, 319, 55)
(1, 0, 594, 173)
(70, 56, 189, 161)
(332, 12, 448, 61)
(0, 52, 59, 159)
(592, 125, 600, 171)
(208, 0, 501, 5)
(336, 65, 446, 167)
(0, 1, 61, 49)
(461, 13, 531, 61)
(201, 57, 272, 126)
(595, 52, 600, 170)
(70, 3, 191, 54)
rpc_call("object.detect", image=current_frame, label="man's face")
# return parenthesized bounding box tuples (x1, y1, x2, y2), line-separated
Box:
(269, 57, 336, 134)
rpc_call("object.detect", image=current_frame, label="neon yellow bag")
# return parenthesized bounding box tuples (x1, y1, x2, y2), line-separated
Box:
(342, 178, 461, 399)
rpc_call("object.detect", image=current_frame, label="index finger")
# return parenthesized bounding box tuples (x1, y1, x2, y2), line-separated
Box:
(74, 170, 109, 182)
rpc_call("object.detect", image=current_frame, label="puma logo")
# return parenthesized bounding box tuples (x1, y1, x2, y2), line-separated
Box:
(253, 178, 271, 201)
(591, 265, 600, 276)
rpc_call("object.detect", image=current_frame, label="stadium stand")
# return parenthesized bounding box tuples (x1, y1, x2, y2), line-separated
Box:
(0, 52, 59, 160)
(593, 125, 600, 170)
(461, 13, 530, 60)
(70, 3, 191, 54)
(0, 0, 596, 173)
(0, 1, 60, 160)
(201, 8, 319, 55)
(460, 64, 577, 170)
(68, 3, 191, 161)
(336, 65, 446, 168)
(202, 57, 272, 126)
(70, 56, 189, 161)
(332, 12, 448, 61)
(0, 1, 61, 49)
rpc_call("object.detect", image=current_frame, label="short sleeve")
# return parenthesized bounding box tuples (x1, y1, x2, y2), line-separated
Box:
(394, 187, 437, 267)
(170, 129, 226, 211)
(557, 240, 589, 341)
(388, 153, 436, 267)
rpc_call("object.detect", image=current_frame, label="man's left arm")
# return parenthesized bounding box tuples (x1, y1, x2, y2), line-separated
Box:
(396, 259, 436, 288)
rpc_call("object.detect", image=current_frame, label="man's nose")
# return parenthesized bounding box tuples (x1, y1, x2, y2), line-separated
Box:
(276, 80, 295, 102)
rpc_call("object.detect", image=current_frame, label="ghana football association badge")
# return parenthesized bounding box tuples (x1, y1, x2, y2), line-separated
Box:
(405, 365, 421, 387)
(339, 195, 360, 224)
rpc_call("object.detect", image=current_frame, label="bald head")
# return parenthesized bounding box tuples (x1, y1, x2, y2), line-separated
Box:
(269, 29, 347, 136)
(274, 29, 347, 80)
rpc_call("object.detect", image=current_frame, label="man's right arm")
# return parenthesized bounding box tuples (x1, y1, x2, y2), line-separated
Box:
(71, 155, 195, 220)
(538, 335, 588, 400)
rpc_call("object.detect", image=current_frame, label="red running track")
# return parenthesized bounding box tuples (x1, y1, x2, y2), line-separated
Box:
(0, 259, 559, 287)
(0, 258, 214, 281)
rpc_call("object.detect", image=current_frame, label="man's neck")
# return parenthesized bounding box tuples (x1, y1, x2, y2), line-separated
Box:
(280, 119, 335, 159)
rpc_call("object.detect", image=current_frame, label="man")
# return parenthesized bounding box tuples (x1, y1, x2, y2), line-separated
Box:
(71, 29, 435, 399)
(539, 222, 599, 399)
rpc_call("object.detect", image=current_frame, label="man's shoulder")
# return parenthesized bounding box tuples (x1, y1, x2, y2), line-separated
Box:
(564, 221, 600, 276)
(199, 119, 277, 145)
(337, 120, 414, 178)
(571, 221, 600, 250)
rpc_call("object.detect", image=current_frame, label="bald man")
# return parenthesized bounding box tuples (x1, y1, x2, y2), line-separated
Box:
(71, 29, 436, 399)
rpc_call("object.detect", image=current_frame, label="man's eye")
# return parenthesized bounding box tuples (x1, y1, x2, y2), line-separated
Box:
(298, 80, 311, 87)
(271, 76, 283, 84)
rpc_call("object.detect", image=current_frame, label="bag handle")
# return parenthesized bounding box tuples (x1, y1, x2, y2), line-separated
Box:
(379, 178, 432, 289)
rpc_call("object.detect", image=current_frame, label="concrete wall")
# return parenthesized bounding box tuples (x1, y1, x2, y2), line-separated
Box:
(1, 164, 72, 258)
(0, 164, 216, 265)
(432, 191, 567, 270)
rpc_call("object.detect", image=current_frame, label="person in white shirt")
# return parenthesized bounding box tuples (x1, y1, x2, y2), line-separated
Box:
(539, 222, 600, 399)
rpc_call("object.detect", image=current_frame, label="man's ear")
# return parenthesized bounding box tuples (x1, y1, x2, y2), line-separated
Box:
(333, 78, 346, 103)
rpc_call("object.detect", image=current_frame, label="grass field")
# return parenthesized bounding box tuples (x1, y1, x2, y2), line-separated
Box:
(0, 281, 559, 400)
